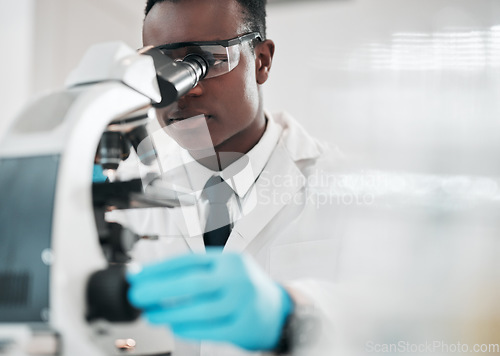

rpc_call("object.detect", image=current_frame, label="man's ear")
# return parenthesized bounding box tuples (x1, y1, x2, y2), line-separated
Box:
(255, 39, 275, 84)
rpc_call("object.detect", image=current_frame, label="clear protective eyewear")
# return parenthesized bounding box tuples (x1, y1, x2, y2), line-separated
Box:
(152, 32, 262, 79)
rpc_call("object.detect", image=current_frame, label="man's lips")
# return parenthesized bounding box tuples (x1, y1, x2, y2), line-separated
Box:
(166, 114, 212, 126)
(164, 114, 213, 131)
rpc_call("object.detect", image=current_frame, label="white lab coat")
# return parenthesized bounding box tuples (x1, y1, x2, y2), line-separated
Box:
(108, 112, 342, 356)
(111, 111, 499, 356)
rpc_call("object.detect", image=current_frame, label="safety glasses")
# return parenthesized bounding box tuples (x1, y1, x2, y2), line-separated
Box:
(152, 32, 262, 79)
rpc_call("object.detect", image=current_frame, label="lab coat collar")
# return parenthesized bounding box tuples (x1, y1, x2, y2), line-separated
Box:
(271, 111, 323, 162)
(223, 140, 306, 252)
(167, 114, 282, 253)
(160, 111, 323, 253)
(223, 111, 324, 252)
(179, 115, 282, 199)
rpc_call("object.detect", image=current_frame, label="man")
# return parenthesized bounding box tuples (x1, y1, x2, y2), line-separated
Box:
(118, 0, 340, 355)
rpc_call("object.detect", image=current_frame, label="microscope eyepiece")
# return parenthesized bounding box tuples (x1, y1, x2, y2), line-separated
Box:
(182, 53, 209, 81)
(143, 48, 209, 108)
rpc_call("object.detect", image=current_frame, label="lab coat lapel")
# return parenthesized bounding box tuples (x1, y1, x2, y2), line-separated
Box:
(161, 159, 206, 253)
(224, 142, 305, 252)
(162, 111, 321, 254)
(171, 204, 206, 253)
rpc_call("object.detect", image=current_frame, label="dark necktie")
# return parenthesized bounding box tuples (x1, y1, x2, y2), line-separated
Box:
(203, 176, 233, 247)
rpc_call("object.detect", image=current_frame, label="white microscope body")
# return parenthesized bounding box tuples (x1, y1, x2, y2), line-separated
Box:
(0, 42, 202, 356)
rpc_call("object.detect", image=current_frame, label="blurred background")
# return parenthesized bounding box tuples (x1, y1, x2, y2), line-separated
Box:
(3, 0, 500, 174)
(0, 0, 144, 138)
(267, 0, 500, 173)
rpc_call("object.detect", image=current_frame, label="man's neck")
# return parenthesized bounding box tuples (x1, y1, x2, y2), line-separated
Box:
(188, 152, 244, 171)
(188, 114, 267, 171)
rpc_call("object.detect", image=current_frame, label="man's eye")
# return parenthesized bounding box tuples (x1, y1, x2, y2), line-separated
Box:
(162, 49, 187, 60)
(212, 55, 227, 66)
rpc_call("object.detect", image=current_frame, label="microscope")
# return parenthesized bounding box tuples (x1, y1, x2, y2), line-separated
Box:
(0, 41, 208, 355)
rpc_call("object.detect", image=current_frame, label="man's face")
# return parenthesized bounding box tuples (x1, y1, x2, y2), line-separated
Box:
(143, 0, 267, 154)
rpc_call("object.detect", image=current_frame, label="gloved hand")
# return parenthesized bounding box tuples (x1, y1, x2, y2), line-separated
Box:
(127, 250, 293, 351)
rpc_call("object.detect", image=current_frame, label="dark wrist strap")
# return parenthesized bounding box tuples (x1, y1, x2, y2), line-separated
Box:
(273, 308, 294, 355)
(273, 302, 321, 355)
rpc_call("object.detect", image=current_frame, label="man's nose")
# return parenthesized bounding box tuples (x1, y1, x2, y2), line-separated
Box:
(185, 81, 204, 96)
(177, 82, 203, 109)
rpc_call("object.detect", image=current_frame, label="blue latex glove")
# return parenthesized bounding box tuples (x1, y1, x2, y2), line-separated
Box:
(127, 250, 293, 351)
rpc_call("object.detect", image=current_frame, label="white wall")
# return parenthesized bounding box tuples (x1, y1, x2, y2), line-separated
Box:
(3, 0, 500, 176)
(266, 0, 500, 174)
(31, 0, 145, 95)
(0, 0, 144, 138)
(0, 0, 35, 138)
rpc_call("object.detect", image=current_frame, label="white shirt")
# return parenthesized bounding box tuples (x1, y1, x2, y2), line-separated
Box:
(178, 115, 282, 233)
(107, 113, 282, 239)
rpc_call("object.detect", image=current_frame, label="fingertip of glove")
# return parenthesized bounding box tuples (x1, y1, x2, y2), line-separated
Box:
(125, 262, 143, 282)
(280, 285, 295, 319)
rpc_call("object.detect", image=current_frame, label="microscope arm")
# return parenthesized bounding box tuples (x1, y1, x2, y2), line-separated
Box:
(0, 42, 181, 356)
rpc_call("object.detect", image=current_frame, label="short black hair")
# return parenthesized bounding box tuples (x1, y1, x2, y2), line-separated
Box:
(144, 0, 268, 40)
